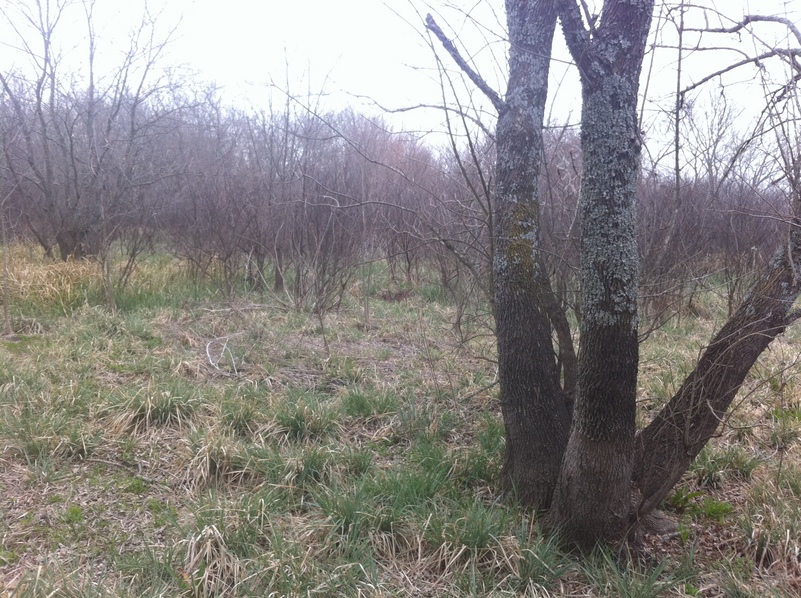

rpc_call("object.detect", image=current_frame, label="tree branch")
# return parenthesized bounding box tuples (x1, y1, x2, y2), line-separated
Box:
(683, 48, 801, 95)
(556, 0, 591, 68)
(424, 14, 505, 114)
(346, 94, 497, 142)
(578, 0, 598, 35)
(687, 15, 801, 47)
(786, 309, 801, 325)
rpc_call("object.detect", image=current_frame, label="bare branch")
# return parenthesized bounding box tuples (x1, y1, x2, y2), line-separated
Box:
(686, 14, 801, 47)
(556, 0, 591, 67)
(424, 14, 505, 114)
(578, 0, 598, 35)
(682, 48, 801, 95)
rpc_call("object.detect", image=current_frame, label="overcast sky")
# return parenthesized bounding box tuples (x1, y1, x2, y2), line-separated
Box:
(1, 0, 799, 141)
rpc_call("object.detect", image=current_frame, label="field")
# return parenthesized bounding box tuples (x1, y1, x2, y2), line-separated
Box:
(0, 246, 800, 597)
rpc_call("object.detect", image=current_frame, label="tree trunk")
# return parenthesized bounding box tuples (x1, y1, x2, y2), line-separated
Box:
(544, 280, 577, 398)
(633, 224, 801, 517)
(547, 0, 654, 546)
(56, 229, 87, 261)
(494, 0, 571, 510)
(247, 245, 267, 291)
(273, 247, 285, 293)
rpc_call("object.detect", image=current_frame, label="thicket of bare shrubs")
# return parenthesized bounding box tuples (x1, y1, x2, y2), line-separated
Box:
(1, 69, 785, 321)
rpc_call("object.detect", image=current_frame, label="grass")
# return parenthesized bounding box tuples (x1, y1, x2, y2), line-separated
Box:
(690, 444, 761, 488)
(1, 243, 801, 596)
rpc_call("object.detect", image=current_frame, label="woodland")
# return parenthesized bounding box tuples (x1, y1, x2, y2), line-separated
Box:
(1, 0, 801, 595)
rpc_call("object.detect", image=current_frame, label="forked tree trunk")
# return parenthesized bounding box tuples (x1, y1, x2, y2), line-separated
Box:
(547, 0, 654, 546)
(492, 0, 571, 510)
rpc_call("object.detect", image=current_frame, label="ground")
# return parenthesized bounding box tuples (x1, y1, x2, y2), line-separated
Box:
(0, 248, 800, 596)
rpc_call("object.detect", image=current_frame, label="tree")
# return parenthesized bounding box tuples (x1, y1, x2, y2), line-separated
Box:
(428, 0, 801, 547)
(546, 0, 654, 546)
(0, 0, 183, 309)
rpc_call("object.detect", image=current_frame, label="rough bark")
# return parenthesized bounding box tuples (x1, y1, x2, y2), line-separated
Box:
(493, 0, 571, 510)
(633, 222, 801, 517)
(547, 0, 654, 546)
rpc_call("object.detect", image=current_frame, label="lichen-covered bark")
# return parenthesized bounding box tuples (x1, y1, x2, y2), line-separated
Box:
(494, 0, 571, 509)
(547, 0, 654, 546)
(633, 223, 801, 517)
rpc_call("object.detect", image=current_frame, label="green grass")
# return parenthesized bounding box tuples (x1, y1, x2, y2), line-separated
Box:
(690, 444, 761, 488)
(581, 548, 689, 598)
(340, 385, 397, 418)
(1, 244, 801, 596)
(0, 398, 100, 463)
(273, 389, 339, 442)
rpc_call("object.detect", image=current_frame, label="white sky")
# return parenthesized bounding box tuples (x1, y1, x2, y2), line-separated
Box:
(170, 0, 510, 134)
(1, 0, 799, 145)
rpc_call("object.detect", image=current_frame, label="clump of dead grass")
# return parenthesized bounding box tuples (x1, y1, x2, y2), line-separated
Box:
(108, 389, 198, 435)
(2, 245, 99, 308)
(183, 433, 261, 492)
(740, 475, 801, 577)
(183, 524, 245, 597)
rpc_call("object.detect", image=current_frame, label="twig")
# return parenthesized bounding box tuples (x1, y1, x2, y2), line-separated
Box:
(688, 14, 801, 47)
(457, 379, 499, 403)
(205, 335, 244, 376)
(683, 49, 801, 96)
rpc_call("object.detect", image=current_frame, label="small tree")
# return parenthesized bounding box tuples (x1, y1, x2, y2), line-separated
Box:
(428, 0, 801, 546)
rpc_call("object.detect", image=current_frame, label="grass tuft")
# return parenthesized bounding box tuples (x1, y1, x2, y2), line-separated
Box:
(110, 388, 198, 434)
(690, 444, 761, 488)
(183, 524, 245, 597)
(184, 433, 260, 491)
(581, 548, 686, 598)
(273, 390, 338, 442)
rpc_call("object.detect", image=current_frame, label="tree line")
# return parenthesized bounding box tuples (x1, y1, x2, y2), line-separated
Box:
(0, 70, 783, 318)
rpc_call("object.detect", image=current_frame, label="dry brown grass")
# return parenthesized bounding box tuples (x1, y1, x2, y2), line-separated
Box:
(2, 246, 99, 305)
